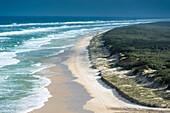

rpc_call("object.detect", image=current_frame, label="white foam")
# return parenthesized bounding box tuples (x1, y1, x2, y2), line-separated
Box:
(0, 36, 53, 69)
(33, 62, 42, 67)
(30, 64, 55, 75)
(0, 25, 83, 37)
(14, 28, 89, 53)
(0, 52, 20, 68)
(0, 63, 55, 113)
(14, 36, 60, 53)
(62, 21, 107, 24)
(0, 22, 140, 37)
(0, 26, 70, 36)
(15, 64, 55, 113)
(0, 30, 76, 69)
(0, 21, 109, 27)
(5, 76, 9, 80)
(0, 22, 59, 27)
(0, 37, 10, 40)
(17, 75, 52, 113)
(0, 19, 168, 28)
(0, 37, 10, 42)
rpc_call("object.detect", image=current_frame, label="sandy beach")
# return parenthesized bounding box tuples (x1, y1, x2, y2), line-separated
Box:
(31, 32, 170, 113)
(31, 51, 92, 113)
(63, 33, 170, 112)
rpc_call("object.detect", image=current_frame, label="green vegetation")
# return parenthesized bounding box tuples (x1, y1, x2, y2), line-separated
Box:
(103, 74, 170, 108)
(88, 22, 170, 108)
(103, 22, 170, 89)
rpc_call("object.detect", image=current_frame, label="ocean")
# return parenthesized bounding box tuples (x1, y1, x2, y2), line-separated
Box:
(0, 16, 166, 113)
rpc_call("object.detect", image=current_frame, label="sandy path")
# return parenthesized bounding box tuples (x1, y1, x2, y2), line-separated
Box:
(63, 35, 170, 113)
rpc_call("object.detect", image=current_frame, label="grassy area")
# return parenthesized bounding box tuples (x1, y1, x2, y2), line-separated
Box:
(103, 74, 170, 108)
(88, 22, 170, 108)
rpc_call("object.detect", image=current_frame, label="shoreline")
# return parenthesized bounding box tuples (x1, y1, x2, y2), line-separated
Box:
(30, 45, 93, 113)
(31, 30, 170, 113)
(30, 30, 109, 113)
(63, 31, 170, 112)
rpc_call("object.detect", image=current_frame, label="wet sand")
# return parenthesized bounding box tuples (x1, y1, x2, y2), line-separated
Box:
(31, 51, 92, 113)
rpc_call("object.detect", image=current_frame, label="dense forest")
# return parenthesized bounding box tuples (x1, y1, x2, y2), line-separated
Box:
(103, 22, 170, 89)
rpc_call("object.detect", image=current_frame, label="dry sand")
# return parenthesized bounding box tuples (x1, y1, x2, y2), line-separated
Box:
(63, 34, 170, 113)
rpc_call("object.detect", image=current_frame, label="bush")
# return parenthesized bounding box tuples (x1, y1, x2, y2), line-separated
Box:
(103, 22, 170, 86)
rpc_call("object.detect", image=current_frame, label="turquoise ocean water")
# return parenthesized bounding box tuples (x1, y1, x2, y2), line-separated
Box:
(0, 17, 167, 113)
